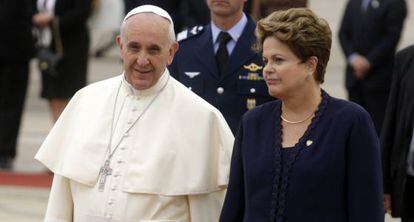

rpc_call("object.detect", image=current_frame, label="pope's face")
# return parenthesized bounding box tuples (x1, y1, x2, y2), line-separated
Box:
(207, 0, 246, 18)
(117, 13, 178, 90)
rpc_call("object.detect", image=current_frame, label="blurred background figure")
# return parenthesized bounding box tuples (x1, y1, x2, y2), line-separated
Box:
(123, 0, 255, 32)
(32, 0, 92, 122)
(169, 0, 274, 135)
(338, 0, 407, 135)
(250, 0, 308, 20)
(123, 0, 184, 33)
(181, 0, 210, 28)
(381, 45, 414, 222)
(0, 0, 35, 169)
(91, 0, 189, 58)
(89, 0, 124, 57)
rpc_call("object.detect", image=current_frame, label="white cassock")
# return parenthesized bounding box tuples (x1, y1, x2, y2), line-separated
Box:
(35, 70, 234, 222)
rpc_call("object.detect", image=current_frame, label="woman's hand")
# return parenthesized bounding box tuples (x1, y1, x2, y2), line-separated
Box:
(32, 12, 53, 28)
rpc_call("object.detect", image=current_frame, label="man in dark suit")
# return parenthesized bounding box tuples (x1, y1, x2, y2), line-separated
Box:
(0, 0, 35, 169)
(382, 45, 414, 222)
(338, 0, 407, 135)
(169, 0, 273, 134)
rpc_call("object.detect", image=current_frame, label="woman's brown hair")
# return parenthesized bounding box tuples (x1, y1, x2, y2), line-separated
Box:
(255, 8, 332, 83)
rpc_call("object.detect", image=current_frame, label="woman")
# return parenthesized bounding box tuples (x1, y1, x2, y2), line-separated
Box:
(33, 0, 91, 121)
(220, 8, 384, 221)
(381, 45, 414, 221)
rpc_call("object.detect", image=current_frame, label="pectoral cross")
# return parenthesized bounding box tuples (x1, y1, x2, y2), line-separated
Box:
(98, 159, 112, 192)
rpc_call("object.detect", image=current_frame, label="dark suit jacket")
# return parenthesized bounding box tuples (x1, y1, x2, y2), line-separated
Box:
(338, 0, 406, 90)
(0, 0, 35, 62)
(168, 17, 273, 134)
(51, 0, 91, 64)
(220, 92, 384, 221)
(381, 45, 414, 217)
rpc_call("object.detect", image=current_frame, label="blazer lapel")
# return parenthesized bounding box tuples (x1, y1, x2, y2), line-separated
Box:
(193, 25, 220, 80)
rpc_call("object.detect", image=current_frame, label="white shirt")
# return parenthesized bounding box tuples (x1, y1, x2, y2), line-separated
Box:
(211, 13, 248, 55)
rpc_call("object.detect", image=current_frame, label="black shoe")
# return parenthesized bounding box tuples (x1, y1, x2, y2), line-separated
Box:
(0, 157, 13, 169)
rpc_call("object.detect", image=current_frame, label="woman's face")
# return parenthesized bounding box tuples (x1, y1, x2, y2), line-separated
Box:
(262, 37, 313, 99)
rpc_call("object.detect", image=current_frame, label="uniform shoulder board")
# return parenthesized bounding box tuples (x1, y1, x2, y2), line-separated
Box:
(176, 26, 204, 42)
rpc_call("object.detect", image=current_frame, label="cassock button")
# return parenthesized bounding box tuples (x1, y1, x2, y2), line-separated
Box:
(106, 215, 113, 219)
(132, 107, 137, 112)
(108, 200, 114, 205)
(117, 159, 123, 164)
(120, 146, 127, 151)
(250, 88, 256, 93)
(217, 87, 224, 94)
(111, 186, 117, 191)
(188, 87, 192, 91)
(123, 133, 130, 138)
(127, 120, 133, 125)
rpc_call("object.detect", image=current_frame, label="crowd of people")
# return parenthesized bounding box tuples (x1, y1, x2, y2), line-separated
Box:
(1, 0, 413, 221)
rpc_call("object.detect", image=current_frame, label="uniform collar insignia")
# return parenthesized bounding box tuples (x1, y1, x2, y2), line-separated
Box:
(177, 26, 204, 42)
(184, 72, 200, 78)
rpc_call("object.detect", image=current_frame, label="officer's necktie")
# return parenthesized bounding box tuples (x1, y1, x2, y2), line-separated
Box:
(215, 31, 232, 76)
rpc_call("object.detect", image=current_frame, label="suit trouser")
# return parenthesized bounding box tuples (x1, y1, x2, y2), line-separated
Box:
(0, 60, 29, 159)
(348, 87, 389, 136)
(402, 176, 414, 221)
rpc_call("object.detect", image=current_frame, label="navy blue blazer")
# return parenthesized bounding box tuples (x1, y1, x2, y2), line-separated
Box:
(168, 17, 274, 134)
(220, 92, 384, 221)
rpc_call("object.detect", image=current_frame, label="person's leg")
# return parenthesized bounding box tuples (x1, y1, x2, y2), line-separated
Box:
(0, 61, 29, 169)
(49, 99, 69, 122)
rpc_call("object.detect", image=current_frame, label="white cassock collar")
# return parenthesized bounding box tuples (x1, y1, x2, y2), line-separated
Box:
(122, 70, 169, 98)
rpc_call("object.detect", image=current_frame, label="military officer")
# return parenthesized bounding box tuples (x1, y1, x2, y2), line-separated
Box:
(169, 0, 273, 134)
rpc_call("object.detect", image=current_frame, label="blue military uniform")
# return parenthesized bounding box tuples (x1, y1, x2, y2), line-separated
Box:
(169, 17, 273, 134)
